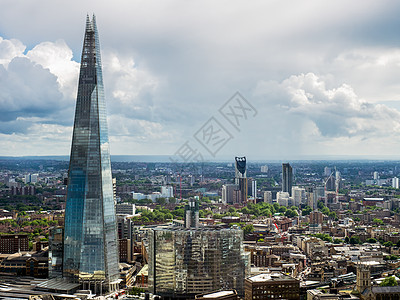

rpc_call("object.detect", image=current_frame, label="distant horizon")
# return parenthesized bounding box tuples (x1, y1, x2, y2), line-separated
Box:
(2, 154, 400, 163)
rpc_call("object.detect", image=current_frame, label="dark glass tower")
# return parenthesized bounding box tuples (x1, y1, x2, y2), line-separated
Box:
(235, 156, 248, 203)
(63, 15, 119, 284)
(282, 163, 293, 196)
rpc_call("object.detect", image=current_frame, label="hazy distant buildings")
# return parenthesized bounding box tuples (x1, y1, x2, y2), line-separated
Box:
(161, 185, 174, 198)
(314, 186, 325, 208)
(393, 177, 399, 189)
(325, 174, 336, 191)
(247, 178, 257, 199)
(24, 173, 38, 184)
(222, 184, 239, 204)
(277, 191, 290, 207)
(282, 163, 293, 196)
(335, 170, 342, 194)
(323, 166, 331, 177)
(292, 186, 306, 206)
(260, 165, 268, 173)
(264, 191, 272, 204)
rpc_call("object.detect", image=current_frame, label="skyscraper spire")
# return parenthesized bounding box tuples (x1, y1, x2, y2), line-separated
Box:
(63, 15, 119, 292)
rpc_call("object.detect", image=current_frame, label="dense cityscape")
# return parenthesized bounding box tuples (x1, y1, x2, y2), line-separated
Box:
(2, 157, 400, 299)
(2, 2, 400, 300)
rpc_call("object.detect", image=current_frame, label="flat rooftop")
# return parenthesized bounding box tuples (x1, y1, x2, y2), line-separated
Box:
(247, 273, 296, 283)
(202, 291, 235, 298)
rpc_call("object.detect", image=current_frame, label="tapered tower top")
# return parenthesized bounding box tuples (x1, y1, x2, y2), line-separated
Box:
(63, 16, 119, 293)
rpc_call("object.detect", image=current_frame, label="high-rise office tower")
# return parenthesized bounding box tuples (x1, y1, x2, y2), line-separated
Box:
(282, 163, 293, 196)
(149, 227, 249, 297)
(63, 15, 119, 290)
(235, 157, 248, 203)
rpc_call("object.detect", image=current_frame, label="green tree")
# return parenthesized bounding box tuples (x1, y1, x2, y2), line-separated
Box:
(321, 207, 330, 215)
(241, 207, 251, 215)
(156, 197, 167, 205)
(333, 238, 343, 244)
(261, 208, 272, 217)
(328, 211, 337, 219)
(366, 238, 377, 243)
(229, 207, 236, 213)
(129, 287, 146, 295)
(383, 241, 394, 247)
(384, 255, 399, 261)
(173, 208, 184, 218)
(317, 201, 325, 210)
(285, 209, 298, 218)
(380, 276, 398, 286)
(302, 206, 312, 216)
(199, 210, 207, 218)
(350, 236, 361, 245)
(213, 213, 222, 219)
(373, 218, 383, 225)
(243, 224, 254, 236)
(278, 206, 287, 213)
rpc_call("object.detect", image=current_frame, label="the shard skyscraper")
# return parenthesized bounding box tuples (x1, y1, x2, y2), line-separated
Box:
(63, 15, 119, 289)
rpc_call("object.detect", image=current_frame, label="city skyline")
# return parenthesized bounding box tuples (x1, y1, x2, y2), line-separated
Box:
(1, 1, 400, 159)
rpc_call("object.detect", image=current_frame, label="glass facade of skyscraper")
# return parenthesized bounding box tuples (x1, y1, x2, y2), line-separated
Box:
(149, 226, 249, 297)
(63, 15, 119, 284)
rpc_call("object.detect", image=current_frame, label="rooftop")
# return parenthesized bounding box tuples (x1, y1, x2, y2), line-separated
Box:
(202, 291, 235, 298)
(247, 273, 296, 283)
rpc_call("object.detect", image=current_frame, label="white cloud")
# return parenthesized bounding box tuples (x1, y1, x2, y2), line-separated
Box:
(252, 73, 400, 156)
(0, 56, 63, 123)
(0, 37, 25, 67)
(1, 1, 400, 157)
(102, 51, 159, 120)
(27, 40, 80, 100)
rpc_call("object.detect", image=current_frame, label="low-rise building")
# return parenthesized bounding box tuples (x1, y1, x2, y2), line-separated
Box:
(244, 273, 300, 300)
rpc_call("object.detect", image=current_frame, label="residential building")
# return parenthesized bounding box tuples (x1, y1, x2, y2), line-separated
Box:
(264, 191, 272, 204)
(116, 203, 136, 215)
(0, 234, 29, 254)
(282, 163, 293, 196)
(222, 184, 239, 204)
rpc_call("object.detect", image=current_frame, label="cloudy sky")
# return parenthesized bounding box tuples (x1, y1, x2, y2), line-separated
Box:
(1, 0, 400, 160)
